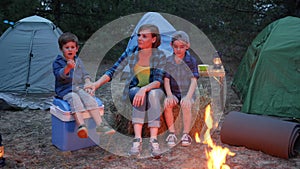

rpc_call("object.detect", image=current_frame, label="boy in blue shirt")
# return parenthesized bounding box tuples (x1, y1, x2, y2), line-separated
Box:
(164, 31, 199, 147)
(53, 32, 115, 138)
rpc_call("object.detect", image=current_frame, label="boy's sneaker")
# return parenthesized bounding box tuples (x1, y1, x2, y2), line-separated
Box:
(149, 138, 161, 157)
(96, 122, 115, 135)
(181, 133, 192, 146)
(77, 125, 88, 138)
(128, 138, 142, 157)
(166, 133, 177, 147)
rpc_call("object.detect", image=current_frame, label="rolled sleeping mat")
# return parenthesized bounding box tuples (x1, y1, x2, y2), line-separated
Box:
(220, 111, 300, 159)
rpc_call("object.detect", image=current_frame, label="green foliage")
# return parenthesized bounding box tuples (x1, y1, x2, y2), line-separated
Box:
(0, 0, 298, 61)
(0, 0, 41, 34)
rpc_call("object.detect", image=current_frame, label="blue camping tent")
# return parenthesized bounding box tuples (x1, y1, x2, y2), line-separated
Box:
(0, 15, 63, 109)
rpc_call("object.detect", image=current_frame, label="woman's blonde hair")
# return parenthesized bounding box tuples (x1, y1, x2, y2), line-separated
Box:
(138, 24, 161, 48)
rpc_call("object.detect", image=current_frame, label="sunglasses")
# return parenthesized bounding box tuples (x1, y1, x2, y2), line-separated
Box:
(137, 33, 154, 38)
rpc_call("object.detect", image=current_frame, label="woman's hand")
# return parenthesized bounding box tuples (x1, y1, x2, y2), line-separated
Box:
(132, 88, 147, 107)
(164, 95, 178, 108)
(85, 88, 94, 96)
(84, 82, 96, 96)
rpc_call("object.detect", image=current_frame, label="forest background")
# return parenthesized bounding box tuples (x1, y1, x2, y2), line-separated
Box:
(1, 0, 300, 63)
(2, 1, 300, 168)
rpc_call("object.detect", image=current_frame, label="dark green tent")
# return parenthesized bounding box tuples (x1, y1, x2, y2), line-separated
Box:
(232, 16, 300, 118)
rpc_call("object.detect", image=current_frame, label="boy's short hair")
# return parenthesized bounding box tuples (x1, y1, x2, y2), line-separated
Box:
(171, 31, 190, 44)
(58, 32, 79, 49)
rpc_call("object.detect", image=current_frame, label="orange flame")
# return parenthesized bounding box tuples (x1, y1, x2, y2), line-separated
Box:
(195, 105, 235, 169)
(195, 132, 201, 143)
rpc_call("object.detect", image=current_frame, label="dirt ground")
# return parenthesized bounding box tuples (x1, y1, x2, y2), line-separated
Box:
(1, 58, 300, 169)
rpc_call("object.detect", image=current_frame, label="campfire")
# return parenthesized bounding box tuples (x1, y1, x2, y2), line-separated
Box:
(195, 105, 235, 169)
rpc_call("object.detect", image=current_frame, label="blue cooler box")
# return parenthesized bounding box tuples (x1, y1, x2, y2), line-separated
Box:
(50, 98, 103, 151)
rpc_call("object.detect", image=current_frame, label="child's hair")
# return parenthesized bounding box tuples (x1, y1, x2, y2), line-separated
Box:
(58, 32, 79, 49)
(171, 31, 190, 44)
(138, 24, 161, 48)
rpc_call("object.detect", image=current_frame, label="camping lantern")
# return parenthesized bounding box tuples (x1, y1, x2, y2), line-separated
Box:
(213, 51, 222, 69)
(0, 134, 5, 167)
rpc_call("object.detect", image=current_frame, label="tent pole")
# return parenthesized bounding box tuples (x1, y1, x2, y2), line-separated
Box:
(25, 30, 36, 94)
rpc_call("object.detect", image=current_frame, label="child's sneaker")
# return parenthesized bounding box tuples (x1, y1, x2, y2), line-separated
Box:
(96, 122, 115, 135)
(166, 133, 177, 147)
(128, 138, 142, 157)
(181, 133, 192, 146)
(149, 138, 161, 157)
(77, 125, 88, 138)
